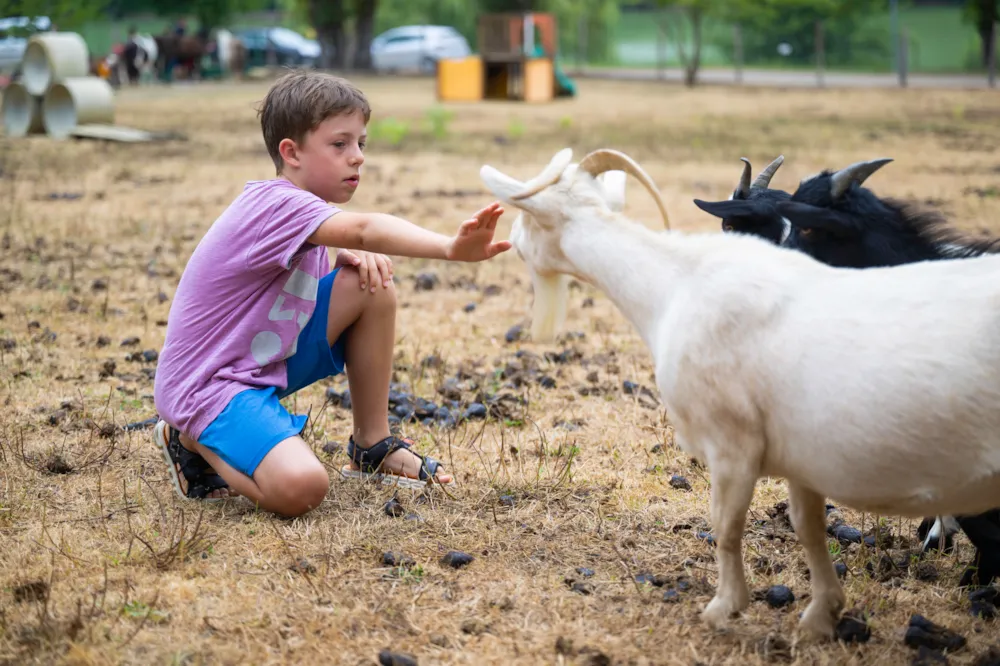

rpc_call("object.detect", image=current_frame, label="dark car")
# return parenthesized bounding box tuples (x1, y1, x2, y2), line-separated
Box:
(233, 27, 321, 68)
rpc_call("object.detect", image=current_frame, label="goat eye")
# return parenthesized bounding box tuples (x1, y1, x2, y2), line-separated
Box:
(799, 228, 813, 237)
(722, 224, 733, 231)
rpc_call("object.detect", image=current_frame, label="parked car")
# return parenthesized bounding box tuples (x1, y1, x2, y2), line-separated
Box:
(370, 25, 471, 74)
(233, 26, 321, 68)
(0, 15, 51, 74)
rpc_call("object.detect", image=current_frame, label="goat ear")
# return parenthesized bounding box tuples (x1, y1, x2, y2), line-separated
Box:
(776, 201, 857, 237)
(597, 170, 627, 212)
(693, 198, 760, 219)
(480, 165, 532, 205)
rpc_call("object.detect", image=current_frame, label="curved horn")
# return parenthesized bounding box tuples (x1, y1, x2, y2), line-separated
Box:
(751, 154, 784, 191)
(578, 149, 671, 229)
(829, 158, 893, 200)
(735, 157, 752, 198)
(510, 148, 575, 200)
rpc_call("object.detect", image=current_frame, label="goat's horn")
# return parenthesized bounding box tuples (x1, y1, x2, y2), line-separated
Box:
(752, 154, 784, 190)
(510, 148, 575, 200)
(736, 158, 752, 198)
(829, 157, 893, 200)
(579, 149, 671, 229)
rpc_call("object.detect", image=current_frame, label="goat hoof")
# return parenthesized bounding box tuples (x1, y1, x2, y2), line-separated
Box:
(798, 602, 838, 641)
(702, 595, 741, 631)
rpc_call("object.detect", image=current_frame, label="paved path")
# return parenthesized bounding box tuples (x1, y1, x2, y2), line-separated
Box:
(575, 65, 997, 90)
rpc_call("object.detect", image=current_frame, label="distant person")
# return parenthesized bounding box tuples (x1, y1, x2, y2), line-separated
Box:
(122, 26, 146, 85)
(151, 71, 511, 515)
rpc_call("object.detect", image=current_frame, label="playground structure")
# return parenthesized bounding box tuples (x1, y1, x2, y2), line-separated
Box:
(437, 12, 576, 103)
(1, 32, 116, 138)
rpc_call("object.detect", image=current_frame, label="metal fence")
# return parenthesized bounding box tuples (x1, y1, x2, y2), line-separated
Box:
(556, 6, 1000, 88)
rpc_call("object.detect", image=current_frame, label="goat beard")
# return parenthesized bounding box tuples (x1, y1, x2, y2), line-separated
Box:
(530, 271, 573, 343)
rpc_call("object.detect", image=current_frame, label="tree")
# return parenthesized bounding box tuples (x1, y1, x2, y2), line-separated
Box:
(736, 0, 887, 70)
(479, 0, 543, 10)
(144, 0, 251, 32)
(965, 0, 998, 68)
(646, 0, 754, 86)
(0, 0, 106, 30)
(644, 0, 884, 86)
(352, 0, 376, 70)
(308, 0, 348, 69)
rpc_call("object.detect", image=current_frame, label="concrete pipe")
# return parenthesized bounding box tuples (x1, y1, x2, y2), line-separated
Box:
(21, 32, 91, 96)
(1, 82, 45, 137)
(42, 77, 115, 138)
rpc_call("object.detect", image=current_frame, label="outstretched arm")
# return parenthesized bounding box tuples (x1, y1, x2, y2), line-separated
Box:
(307, 203, 511, 262)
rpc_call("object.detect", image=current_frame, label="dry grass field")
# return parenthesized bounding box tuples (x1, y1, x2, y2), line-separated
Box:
(2, 75, 1000, 666)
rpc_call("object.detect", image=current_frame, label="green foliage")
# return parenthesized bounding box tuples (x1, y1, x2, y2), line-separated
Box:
(141, 0, 262, 30)
(424, 106, 454, 140)
(548, 0, 621, 63)
(507, 117, 525, 139)
(479, 0, 543, 10)
(368, 117, 410, 146)
(0, 0, 106, 31)
(734, 0, 890, 67)
(374, 0, 476, 44)
(372, 0, 620, 62)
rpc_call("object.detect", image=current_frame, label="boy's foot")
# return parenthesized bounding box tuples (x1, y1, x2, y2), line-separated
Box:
(341, 435, 454, 489)
(153, 420, 239, 501)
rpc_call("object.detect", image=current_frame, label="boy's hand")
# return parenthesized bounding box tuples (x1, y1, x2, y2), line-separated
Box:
(335, 249, 394, 293)
(445, 202, 512, 262)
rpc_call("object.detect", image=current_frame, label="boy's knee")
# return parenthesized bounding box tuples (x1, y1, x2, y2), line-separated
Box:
(333, 265, 363, 293)
(330, 266, 397, 311)
(272, 464, 329, 517)
(379, 276, 398, 308)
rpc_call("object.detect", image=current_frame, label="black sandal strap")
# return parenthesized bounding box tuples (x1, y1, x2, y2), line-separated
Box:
(166, 427, 230, 500)
(348, 435, 449, 482)
(418, 455, 444, 481)
(347, 435, 412, 473)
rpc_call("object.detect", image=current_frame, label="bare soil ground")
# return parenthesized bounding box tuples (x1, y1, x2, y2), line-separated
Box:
(2, 75, 1000, 666)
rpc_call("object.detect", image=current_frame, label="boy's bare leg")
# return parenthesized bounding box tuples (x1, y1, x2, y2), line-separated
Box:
(327, 267, 453, 483)
(171, 426, 329, 517)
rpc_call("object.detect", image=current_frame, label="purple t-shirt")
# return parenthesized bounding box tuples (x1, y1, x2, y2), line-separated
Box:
(154, 178, 340, 440)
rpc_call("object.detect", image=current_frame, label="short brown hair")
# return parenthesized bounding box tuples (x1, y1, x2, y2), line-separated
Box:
(257, 70, 372, 174)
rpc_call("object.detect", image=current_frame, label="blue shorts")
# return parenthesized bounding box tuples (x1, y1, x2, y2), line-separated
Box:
(197, 268, 346, 478)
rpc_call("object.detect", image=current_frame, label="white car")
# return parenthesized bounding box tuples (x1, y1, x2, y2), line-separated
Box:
(0, 15, 51, 74)
(370, 25, 471, 74)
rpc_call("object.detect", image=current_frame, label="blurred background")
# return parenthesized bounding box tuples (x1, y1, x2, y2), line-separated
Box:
(1, 0, 998, 88)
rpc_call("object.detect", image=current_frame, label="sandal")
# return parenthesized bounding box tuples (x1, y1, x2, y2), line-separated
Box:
(340, 435, 454, 489)
(153, 420, 232, 502)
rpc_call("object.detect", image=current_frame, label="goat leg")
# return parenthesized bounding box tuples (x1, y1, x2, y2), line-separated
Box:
(789, 482, 846, 640)
(701, 459, 756, 631)
(956, 510, 1000, 588)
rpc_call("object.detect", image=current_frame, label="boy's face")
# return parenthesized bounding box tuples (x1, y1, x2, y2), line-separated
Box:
(286, 109, 367, 204)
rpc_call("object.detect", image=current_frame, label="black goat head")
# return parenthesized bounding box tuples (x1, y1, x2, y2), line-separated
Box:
(693, 155, 790, 245)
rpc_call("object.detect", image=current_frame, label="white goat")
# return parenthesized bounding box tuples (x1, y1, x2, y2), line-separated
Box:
(512, 150, 671, 342)
(480, 147, 1000, 640)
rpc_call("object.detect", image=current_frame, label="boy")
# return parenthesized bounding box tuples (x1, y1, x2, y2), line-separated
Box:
(152, 70, 511, 518)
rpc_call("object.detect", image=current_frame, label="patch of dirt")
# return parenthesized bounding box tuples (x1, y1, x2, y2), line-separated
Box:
(1, 76, 998, 665)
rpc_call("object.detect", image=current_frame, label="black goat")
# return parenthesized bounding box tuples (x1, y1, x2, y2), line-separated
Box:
(777, 157, 1000, 267)
(692, 155, 791, 245)
(773, 157, 1000, 588)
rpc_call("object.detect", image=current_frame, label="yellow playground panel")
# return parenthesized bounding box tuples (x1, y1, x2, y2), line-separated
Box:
(436, 12, 575, 103)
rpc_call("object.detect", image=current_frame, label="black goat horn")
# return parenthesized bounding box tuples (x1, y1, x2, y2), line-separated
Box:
(830, 158, 893, 199)
(752, 155, 784, 190)
(735, 158, 752, 199)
